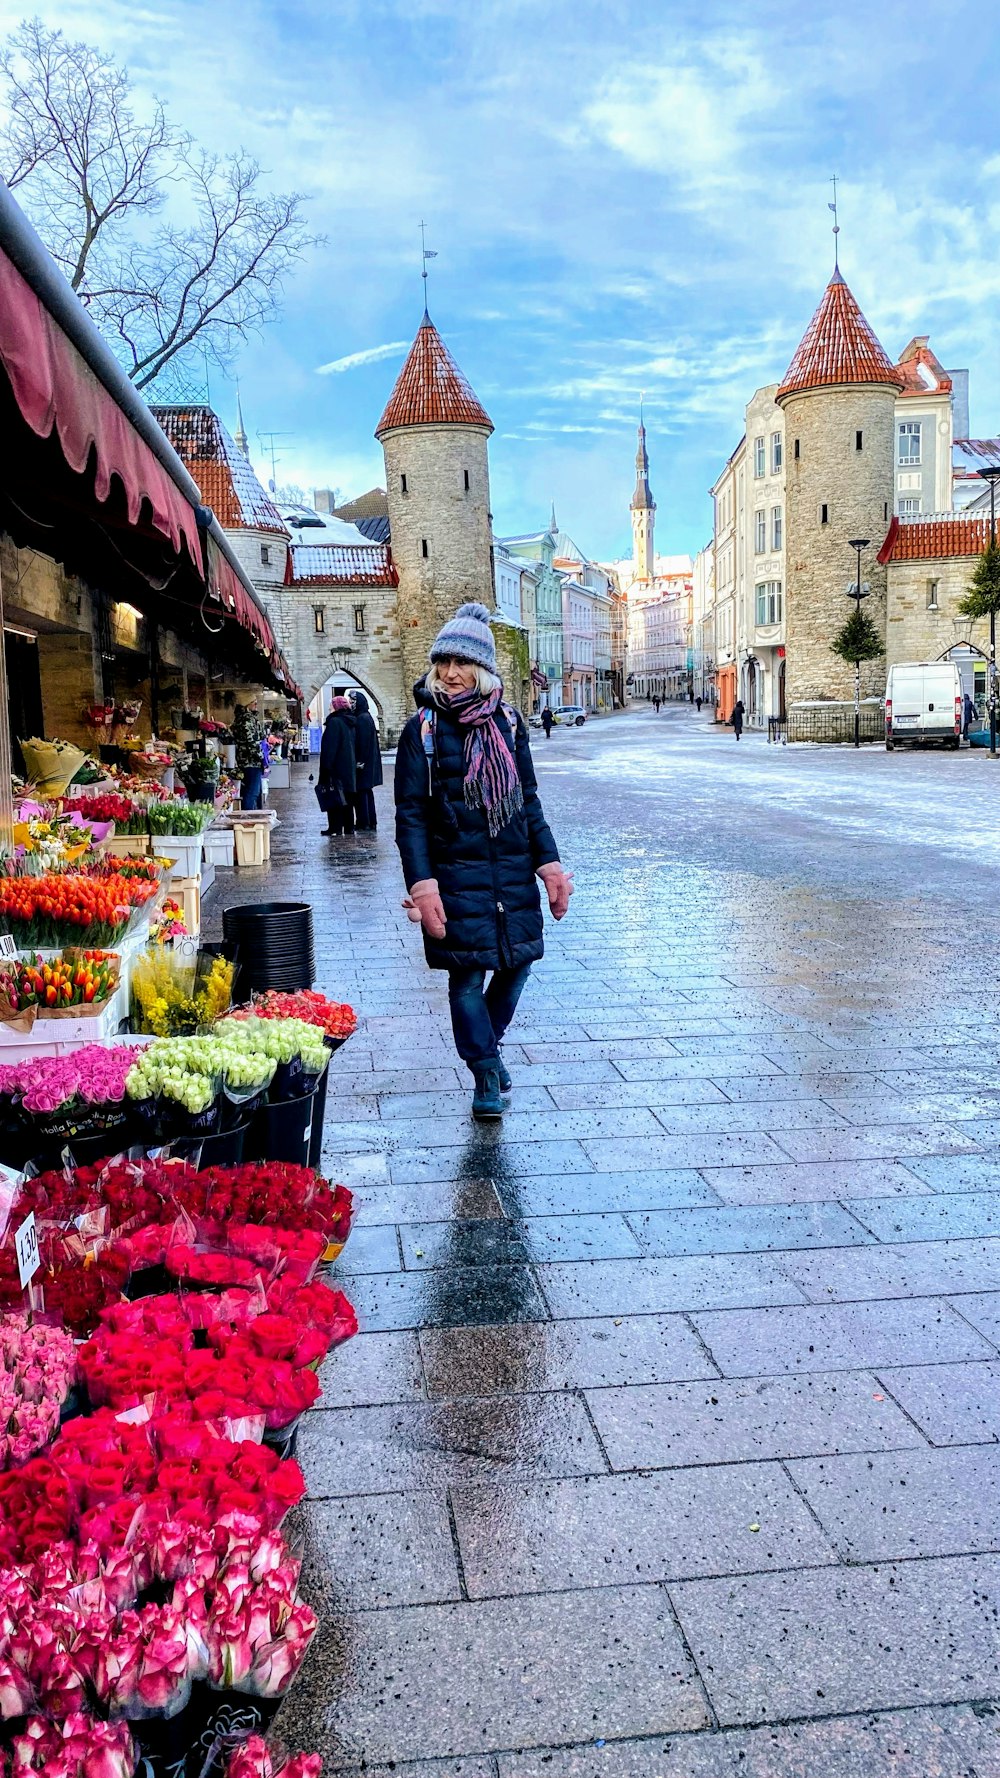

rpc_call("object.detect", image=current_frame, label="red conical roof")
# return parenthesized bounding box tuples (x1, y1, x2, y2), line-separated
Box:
(375, 314, 493, 436)
(777, 270, 902, 403)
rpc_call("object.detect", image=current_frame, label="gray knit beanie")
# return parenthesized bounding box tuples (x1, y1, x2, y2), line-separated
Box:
(429, 601, 497, 673)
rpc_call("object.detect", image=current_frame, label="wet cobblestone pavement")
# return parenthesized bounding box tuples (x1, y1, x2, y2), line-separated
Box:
(207, 705, 1000, 1775)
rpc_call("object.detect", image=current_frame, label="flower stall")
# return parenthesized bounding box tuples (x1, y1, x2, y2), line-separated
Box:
(0, 1144, 355, 1776)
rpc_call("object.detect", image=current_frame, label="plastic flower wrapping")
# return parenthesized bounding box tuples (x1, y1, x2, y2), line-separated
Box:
(125, 1015, 334, 1138)
(131, 949, 235, 1038)
(230, 992, 357, 1042)
(0, 863, 158, 948)
(0, 1044, 138, 1120)
(0, 1149, 355, 1770)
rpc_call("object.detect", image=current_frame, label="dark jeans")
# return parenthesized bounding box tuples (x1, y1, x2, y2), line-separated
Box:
(448, 964, 532, 1069)
(240, 767, 263, 809)
(353, 789, 377, 829)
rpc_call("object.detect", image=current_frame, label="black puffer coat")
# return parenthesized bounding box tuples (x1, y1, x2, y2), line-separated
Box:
(352, 693, 384, 792)
(394, 681, 560, 971)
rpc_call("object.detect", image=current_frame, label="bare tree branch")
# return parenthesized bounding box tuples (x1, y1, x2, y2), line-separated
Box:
(0, 19, 318, 389)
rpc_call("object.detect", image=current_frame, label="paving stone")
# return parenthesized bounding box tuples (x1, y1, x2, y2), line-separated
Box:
(538, 1254, 805, 1319)
(949, 1291, 1000, 1351)
(393, 1140, 596, 1184)
(331, 1224, 401, 1274)
(691, 1298, 997, 1376)
(628, 1201, 873, 1257)
(849, 1190, 1000, 1243)
(878, 1358, 1000, 1444)
(702, 1159, 935, 1204)
(585, 1370, 924, 1468)
(451, 1463, 835, 1597)
(297, 1492, 461, 1609)
(496, 1706, 971, 1775)
(547, 1079, 730, 1108)
(496, 1170, 721, 1217)
(318, 1331, 426, 1407)
(276, 1586, 709, 1765)
(650, 1099, 850, 1134)
(829, 1092, 1000, 1127)
(788, 1444, 1000, 1562)
(761, 1124, 983, 1163)
(775, 1236, 1000, 1302)
(713, 1072, 897, 1101)
(298, 1393, 606, 1494)
(669, 1556, 1000, 1725)
(582, 1134, 794, 1171)
(419, 1313, 719, 1397)
(398, 1214, 643, 1269)
(612, 1055, 789, 1081)
(377, 1086, 556, 1118)
(905, 1154, 1000, 1193)
(349, 1178, 506, 1224)
(344, 1265, 549, 1331)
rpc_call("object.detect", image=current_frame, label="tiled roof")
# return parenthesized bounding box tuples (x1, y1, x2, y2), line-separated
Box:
(878, 513, 993, 564)
(335, 488, 388, 521)
(375, 314, 492, 436)
(954, 438, 1000, 466)
(777, 271, 902, 402)
(895, 335, 952, 399)
(284, 542, 397, 586)
(150, 406, 288, 535)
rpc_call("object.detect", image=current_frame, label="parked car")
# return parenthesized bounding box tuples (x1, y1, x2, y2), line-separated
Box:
(885, 662, 963, 750)
(553, 704, 587, 727)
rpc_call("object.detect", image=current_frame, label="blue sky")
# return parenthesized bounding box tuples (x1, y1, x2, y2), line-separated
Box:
(5, 0, 1000, 559)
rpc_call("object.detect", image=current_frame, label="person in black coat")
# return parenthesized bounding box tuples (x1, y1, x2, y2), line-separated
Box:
(731, 699, 745, 739)
(318, 698, 357, 835)
(395, 601, 573, 1120)
(351, 691, 384, 831)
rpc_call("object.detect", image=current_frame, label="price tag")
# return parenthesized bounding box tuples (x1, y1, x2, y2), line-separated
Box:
(15, 1212, 39, 1289)
(0, 934, 16, 961)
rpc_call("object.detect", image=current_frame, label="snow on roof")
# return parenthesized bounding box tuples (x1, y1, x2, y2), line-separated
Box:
(285, 541, 397, 587)
(151, 406, 288, 535)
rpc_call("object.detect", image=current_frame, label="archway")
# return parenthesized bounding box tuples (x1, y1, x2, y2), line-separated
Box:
(306, 669, 385, 753)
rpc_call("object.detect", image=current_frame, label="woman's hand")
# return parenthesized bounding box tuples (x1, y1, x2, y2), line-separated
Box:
(538, 862, 574, 919)
(403, 878, 447, 939)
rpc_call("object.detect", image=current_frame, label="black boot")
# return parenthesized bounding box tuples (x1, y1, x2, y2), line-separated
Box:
(471, 1061, 503, 1120)
(497, 1050, 512, 1093)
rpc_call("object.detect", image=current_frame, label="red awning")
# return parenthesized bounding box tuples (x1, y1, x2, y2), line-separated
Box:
(0, 245, 202, 567)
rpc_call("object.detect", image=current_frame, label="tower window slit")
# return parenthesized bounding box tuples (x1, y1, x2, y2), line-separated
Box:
(401, 473, 408, 494)
(421, 538, 429, 559)
(464, 469, 470, 491)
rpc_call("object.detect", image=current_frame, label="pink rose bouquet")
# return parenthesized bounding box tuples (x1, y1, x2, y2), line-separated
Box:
(226, 1736, 322, 1777)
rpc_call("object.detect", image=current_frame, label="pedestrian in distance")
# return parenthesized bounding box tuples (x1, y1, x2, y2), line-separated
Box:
(731, 699, 745, 740)
(395, 601, 573, 1121)
(351, 690, 383, 830)
(317, 697, 357, 835)
(963, 691, 976, 740)
(696, 696, 703, 713)
(541, 707, 554, 739)
(232, 699, 266, 810)
(652, 695, 660, 713)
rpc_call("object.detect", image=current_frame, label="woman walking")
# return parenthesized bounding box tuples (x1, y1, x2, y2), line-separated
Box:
(318, 697, 357, 835)
(731, 698, 745, 740)
(395, 602, 573, 1120)
(351, 691, 384, 831)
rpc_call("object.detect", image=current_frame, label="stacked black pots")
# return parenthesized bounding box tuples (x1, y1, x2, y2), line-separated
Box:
(222, 902, 315, 995)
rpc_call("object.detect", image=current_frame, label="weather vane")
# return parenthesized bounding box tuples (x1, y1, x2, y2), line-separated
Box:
(419, 221, 437, 311)
(828, 175, 840, 268)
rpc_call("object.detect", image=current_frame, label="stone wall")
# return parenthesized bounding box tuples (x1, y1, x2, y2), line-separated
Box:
(886, 556, 987, 663)
(382, 424, 495, 696)
(781, 386, 896, 705)
(264, 578, 409, 743)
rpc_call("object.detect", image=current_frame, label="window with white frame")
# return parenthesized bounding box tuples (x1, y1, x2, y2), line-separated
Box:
(771, 432, 782, 473)
(755, 581, 782, 626)
(754, 510, 766, 553)
(772, 507, 782, 551)
(898, 421, 922, 465)
(754, 437, 765, 477)
(899, 496, 921, 517)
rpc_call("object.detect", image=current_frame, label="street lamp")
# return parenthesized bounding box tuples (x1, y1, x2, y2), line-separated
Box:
(846, 538, 871, 749)
(978, 466, 1000, 758)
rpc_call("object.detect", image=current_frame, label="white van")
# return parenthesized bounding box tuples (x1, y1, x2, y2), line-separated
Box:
(885, 661, 963, 750)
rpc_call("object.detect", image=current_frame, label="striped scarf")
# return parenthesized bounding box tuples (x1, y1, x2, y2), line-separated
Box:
(445, 682, 523, 837)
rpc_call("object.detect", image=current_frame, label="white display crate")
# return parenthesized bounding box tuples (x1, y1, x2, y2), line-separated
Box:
(151, 836, 204, 879)
(203, 829, 235, 868)
(267, 759, 289, 789)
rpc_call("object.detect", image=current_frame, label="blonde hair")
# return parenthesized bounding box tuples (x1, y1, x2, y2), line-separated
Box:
(425, 662, 502, 703)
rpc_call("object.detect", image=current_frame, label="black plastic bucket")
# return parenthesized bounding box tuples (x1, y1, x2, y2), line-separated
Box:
(222, 901, 314, 994)
(249, 1087, 317, 1168)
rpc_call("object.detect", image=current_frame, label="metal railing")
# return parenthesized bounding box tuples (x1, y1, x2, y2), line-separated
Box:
(786, 705, 883, 744)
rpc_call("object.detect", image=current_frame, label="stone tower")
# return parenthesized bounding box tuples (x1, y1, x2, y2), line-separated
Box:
(376, 313, 495, 697)
(630, 409, 655, 583)
(776, 269, 901, 711)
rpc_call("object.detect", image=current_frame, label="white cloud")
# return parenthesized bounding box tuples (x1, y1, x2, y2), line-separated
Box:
(315, 341, 408, 376)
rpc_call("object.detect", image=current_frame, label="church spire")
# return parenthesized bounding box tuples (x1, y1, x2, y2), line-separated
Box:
(234, 387, 249, 459)
(630, 407, 655, 582)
